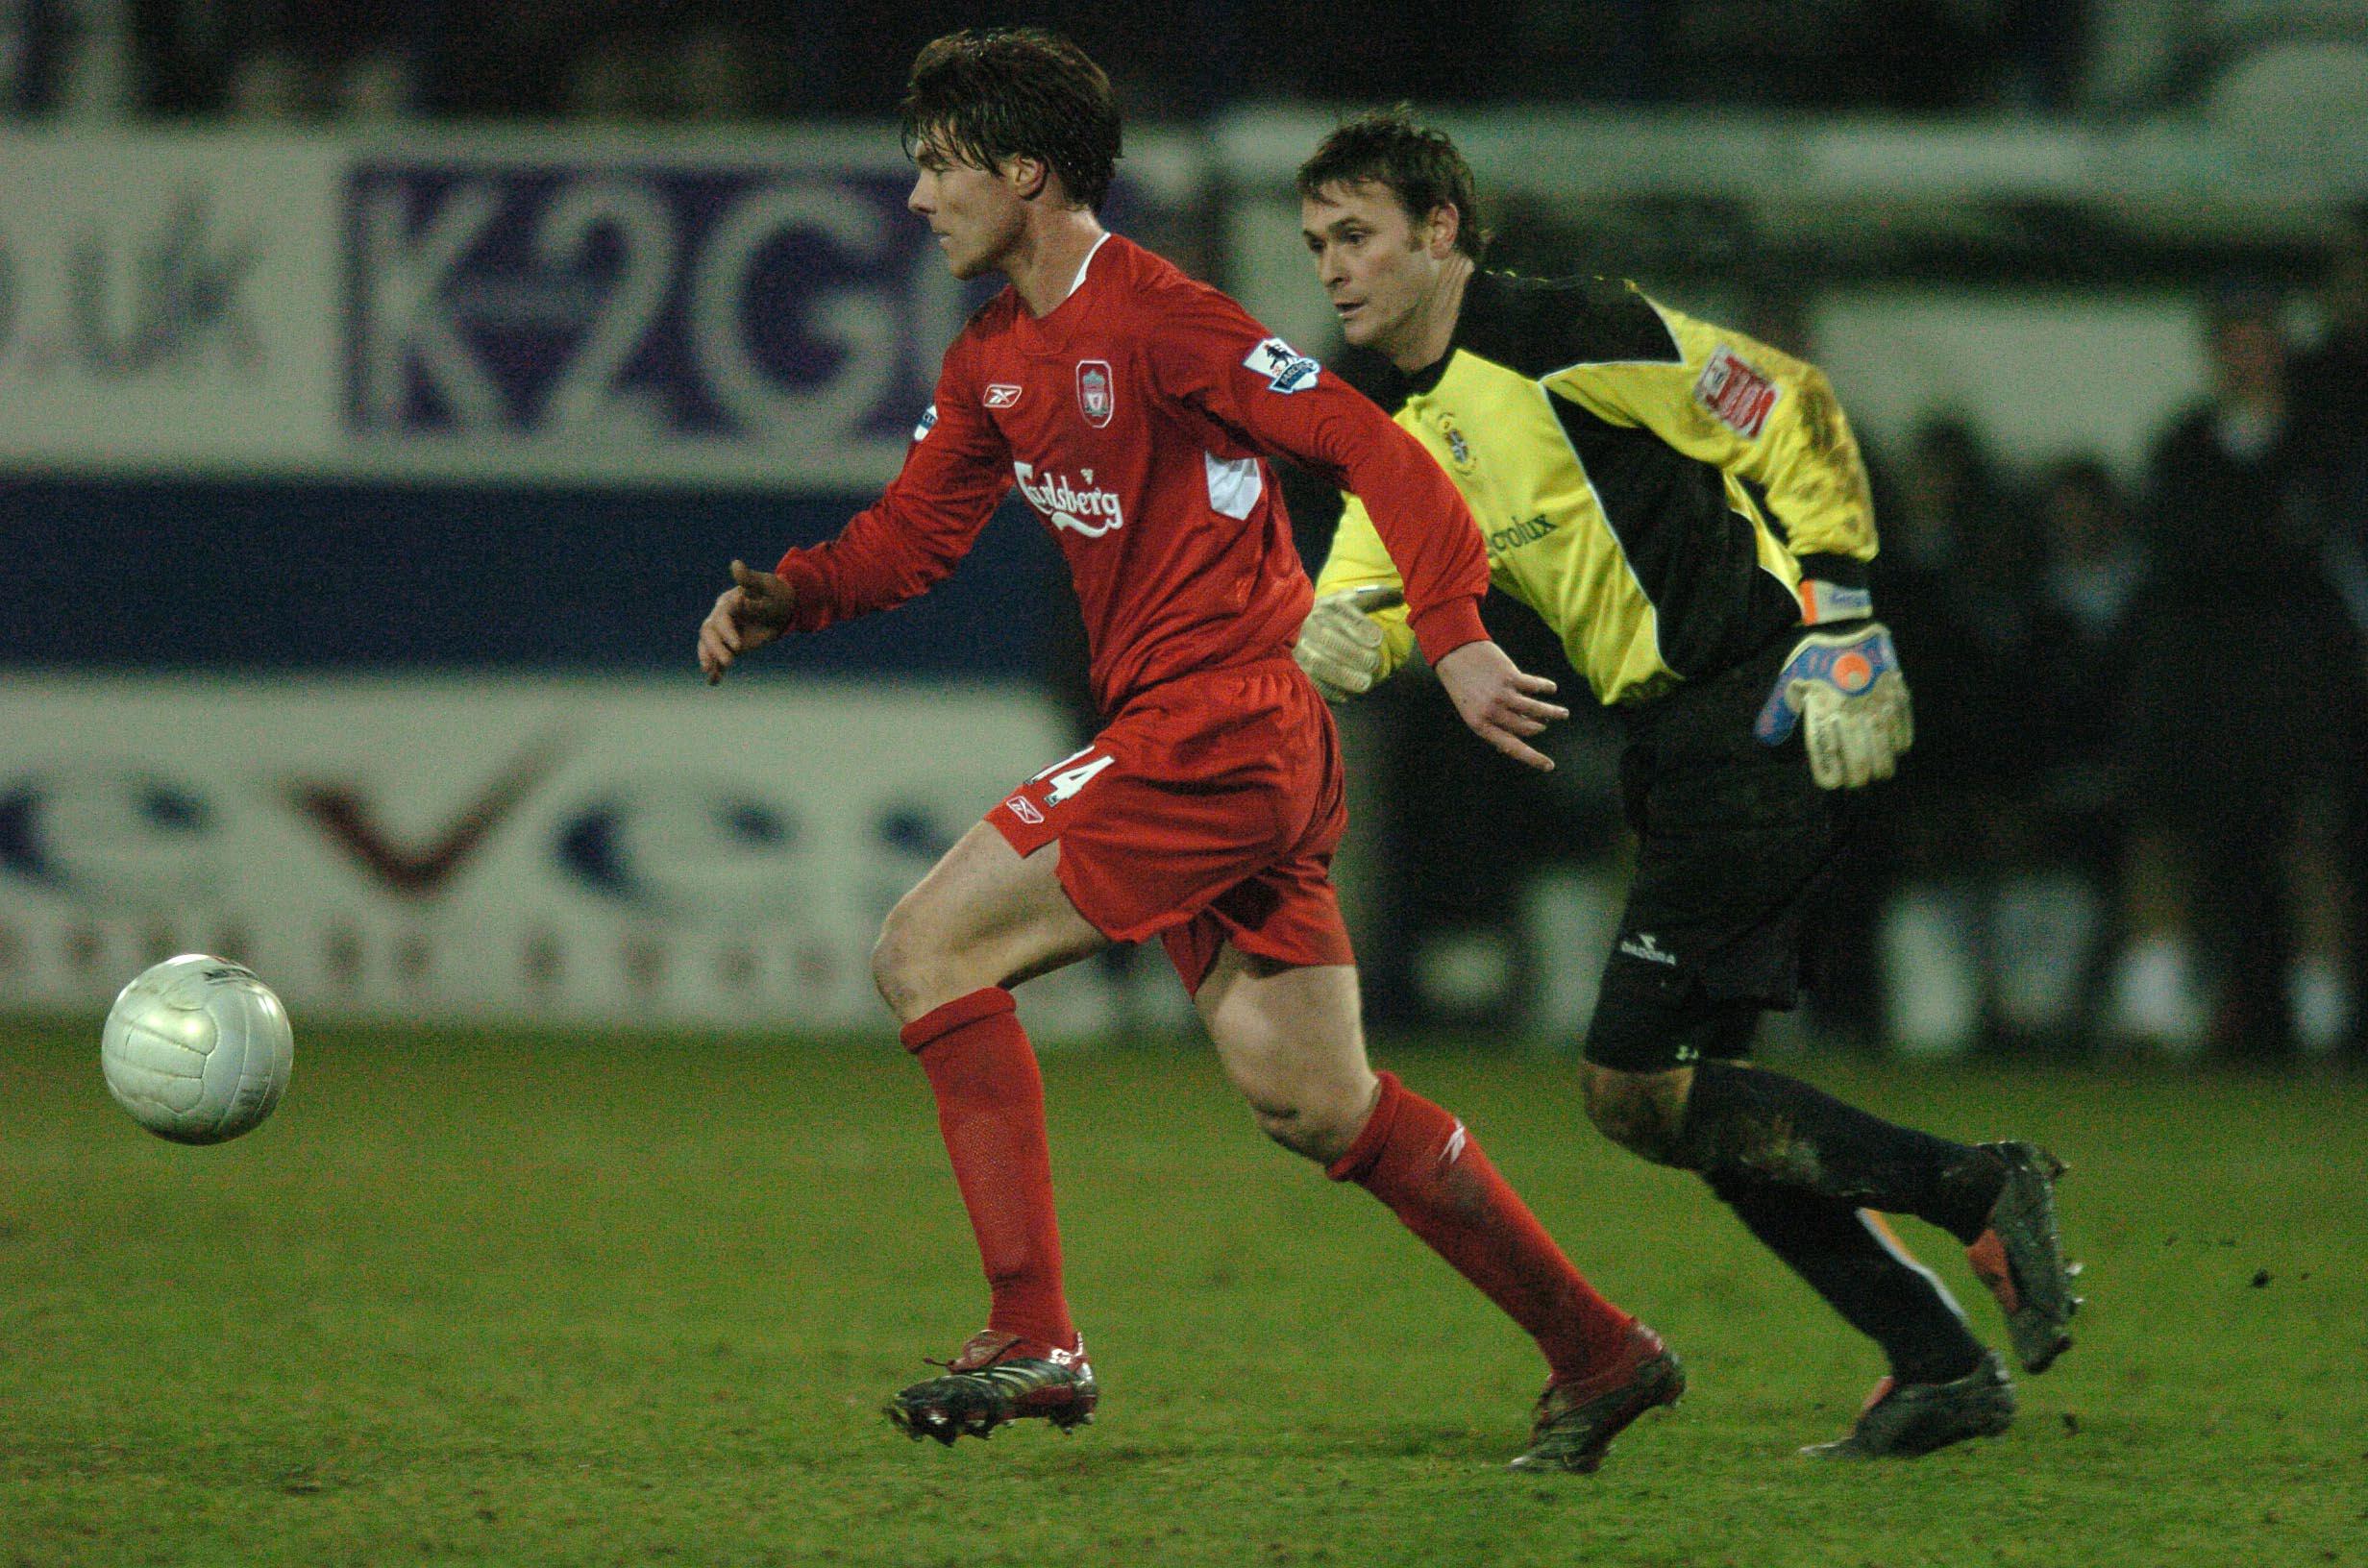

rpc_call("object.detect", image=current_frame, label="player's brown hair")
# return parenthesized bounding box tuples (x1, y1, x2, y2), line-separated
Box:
(1296, 106, 1490, 262)
(901, 28, 1122, 211)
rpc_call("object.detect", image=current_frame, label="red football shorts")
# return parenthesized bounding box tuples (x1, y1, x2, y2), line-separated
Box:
(987, 658, 1355, 992)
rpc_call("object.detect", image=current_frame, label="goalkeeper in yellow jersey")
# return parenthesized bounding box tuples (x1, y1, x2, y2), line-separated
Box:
(1294, 109, 2082, 1460)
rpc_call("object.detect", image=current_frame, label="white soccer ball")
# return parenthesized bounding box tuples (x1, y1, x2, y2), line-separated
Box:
(101, 954, 293, 1144)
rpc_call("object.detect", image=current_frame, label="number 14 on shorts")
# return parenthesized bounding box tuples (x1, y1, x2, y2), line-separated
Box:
(1036, 747, 1117, 804)
(998, 745, 1117, 834)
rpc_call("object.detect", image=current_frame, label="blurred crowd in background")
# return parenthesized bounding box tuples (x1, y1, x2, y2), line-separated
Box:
(1859, 230, 2368, 1065)
(9, 1, 2368, 1066)
(9, 1, 2368, 123)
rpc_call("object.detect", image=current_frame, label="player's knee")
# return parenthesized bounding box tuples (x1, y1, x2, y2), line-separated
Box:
(1583, 1065, 1690, 1165)
(870, 900, 948, 1024)
(868, 927, 915, 1020)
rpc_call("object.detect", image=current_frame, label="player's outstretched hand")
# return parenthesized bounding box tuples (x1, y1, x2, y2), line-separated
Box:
(1433, 640, 1568, 772)
(698, 559, 799, 685)
(1753, 621, 1914, 788)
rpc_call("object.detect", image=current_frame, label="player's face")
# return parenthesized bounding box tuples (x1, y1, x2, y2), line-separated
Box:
(908, 135, 1028, 281)
(1301, 181, 1450, 356)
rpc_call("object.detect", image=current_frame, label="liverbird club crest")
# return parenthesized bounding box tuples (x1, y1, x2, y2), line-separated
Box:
(1076, 360, 1114, 428)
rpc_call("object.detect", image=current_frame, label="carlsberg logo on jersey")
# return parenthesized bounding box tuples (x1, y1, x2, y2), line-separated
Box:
(1013, 461, 1125, 538)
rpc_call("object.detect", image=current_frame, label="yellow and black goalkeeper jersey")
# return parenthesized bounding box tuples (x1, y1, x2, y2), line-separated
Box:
(1313, 272, 1877, 706)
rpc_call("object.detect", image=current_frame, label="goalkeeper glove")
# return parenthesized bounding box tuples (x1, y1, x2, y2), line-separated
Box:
(1752, 622, 1914, 790)
(1295, 584, 1403, 701)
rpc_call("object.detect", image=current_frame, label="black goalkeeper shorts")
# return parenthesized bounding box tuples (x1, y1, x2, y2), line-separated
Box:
(1582, 634, 1855, 1075)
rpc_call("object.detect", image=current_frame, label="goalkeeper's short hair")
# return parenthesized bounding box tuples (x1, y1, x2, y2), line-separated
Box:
(1296, 106, 1490, 262)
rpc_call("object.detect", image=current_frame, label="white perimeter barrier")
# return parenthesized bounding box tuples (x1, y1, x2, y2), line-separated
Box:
(0, 674, 1122, 1039)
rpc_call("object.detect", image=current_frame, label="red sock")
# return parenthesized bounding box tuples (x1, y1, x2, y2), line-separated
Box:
(901, 987, 1076, 1353)
(1330, 1072, 1633, 1384)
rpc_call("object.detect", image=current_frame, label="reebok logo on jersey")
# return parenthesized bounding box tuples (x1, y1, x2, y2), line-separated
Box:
(1013, 460, 1126, 538)
(1243, 336, 1321, 394)
(1004, 796, 1045, 825)
(985, 383, 1024, 408)
(1694, 346, 1778, 438)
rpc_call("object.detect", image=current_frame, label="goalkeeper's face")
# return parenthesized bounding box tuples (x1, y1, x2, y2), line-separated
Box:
(1300, 181, 1451, 362)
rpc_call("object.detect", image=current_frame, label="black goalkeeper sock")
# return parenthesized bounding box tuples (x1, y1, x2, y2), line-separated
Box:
(1707, 1168, 1986, 1386)
(1676, 1062, 2007, 1243)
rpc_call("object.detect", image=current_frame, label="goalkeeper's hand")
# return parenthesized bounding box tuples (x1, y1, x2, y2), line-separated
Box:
(1294, 584, 1404, 701)
(1752, 621, 1914, 789)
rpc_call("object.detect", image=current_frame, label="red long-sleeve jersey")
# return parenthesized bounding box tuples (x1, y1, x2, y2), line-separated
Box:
(774, 233, 1490, 715)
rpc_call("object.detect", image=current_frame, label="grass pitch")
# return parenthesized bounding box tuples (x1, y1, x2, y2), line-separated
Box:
(4, 1017, 2364, 1567)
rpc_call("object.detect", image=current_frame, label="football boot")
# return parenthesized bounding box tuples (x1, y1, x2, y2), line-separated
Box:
(886, 1330, 1098, 1445)
(1965, 1141, 2081, 1374)
(1801, 1349, 2015, 1459)
(1508, 1323, 1685, 1474)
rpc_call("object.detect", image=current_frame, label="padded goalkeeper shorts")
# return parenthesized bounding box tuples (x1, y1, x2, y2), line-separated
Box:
(1585, 634, 1858, 1073)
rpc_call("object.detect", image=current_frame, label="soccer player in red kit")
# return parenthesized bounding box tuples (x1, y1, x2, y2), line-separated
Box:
(697, 28, 1680, 1473)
